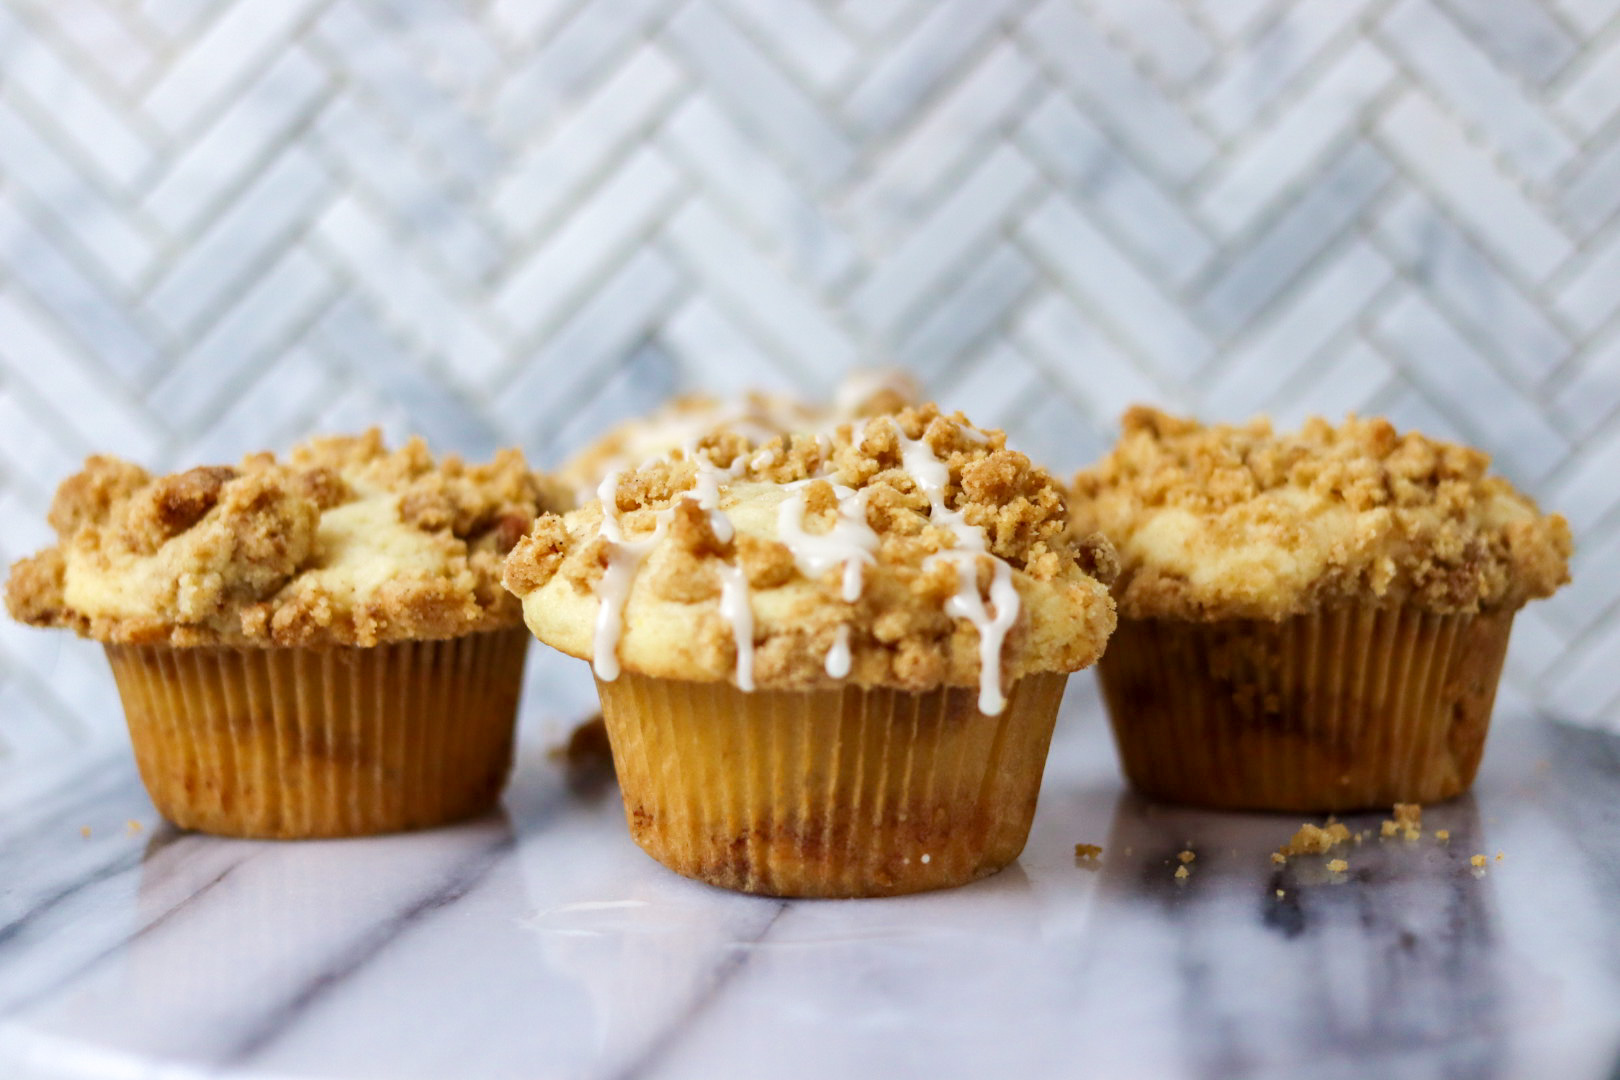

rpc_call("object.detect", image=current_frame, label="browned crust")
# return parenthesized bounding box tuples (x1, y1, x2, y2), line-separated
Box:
(1071, 406, 1572, 620)
(5, 430, 566, 647)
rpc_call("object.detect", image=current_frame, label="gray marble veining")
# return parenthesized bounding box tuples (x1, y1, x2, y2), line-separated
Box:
(2, 676, 1618, 1080)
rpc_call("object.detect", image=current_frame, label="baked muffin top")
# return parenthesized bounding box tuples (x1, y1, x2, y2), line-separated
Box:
(505, 404, 1117, 714)
(5, 430, 566, 647)
(554, 369, 918, 500)
(1070, 407, 1572, 621)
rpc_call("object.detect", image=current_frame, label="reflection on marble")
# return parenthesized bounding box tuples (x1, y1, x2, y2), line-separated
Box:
(2, 676, 1619, 1080)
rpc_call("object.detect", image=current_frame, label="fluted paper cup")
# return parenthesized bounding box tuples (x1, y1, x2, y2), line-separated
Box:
(594, 672, 1069, 898)
(103, 628, 529, 838)
(1096, 605, 1515, 812)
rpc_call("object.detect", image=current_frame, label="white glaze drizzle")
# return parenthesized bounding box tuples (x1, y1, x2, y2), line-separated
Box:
(716, 562, 755, 691)
(825, 624, 852, 678)
(592, 456, 759, 688)
(891, 420, 1021, 715)
(775, 483, 879, 602)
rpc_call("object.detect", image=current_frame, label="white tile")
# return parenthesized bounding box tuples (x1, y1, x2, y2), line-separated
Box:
(143, 46, 330, 237)
(1019, 0, 1216, 185)
(718, 0, 858, 94)
(0, 101, 156, 286)
(848, 145, 1038, 336)
(1553, 226, 1620, 335)
(1021, 92, 1214, 287)
(1018, 195, 1212, 380)
(143, 147, 332, 337)
(1199, 0, 1370, 137)
(141, 0, 319, 135)
(1199, 142, 1391, 334)
(315, 196, 506, 391)
(1436, 0, 1578, 85)
(1197, 42, 1396, 237)
(1554, 28, 1620, 136)
(151, 248, 335, 428)
(1205, 240, 1394, 418)
(1261, 339, 1396, 429)
(1084, 0, 1215, 86)
(1376, 190, 1572, 382)
(1013, 291, 1165, 421)
(660, 298, 792, 396)
(491, 44, 685, 236)
(664, 201, 856, 375)
(1551, 331, 1620, 440)
(0, 293, 160, 460)
(895, 244, 1037, 378)
(1376, 91, 1571, 282)
(0, 7, 154, 187)
(1377, 0, 1576, 184)
(663, 2, 854, 187)
(34, 0, 157, 90)
(1371, 293, 1570, 483)
(843, 41, 1041, 248)
(843, 0, 1020, 137)
(660, 95, 857, 292)
(1560, 133, 1620, 236)
(492, 148, 683, 340)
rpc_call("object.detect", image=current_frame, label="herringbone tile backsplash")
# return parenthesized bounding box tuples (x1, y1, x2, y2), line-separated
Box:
(1, 0, 1617, 759)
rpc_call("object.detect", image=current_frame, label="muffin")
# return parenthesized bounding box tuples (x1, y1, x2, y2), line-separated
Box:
(5, 431, 564, 838)
(504, 405, 1117, 897)
(552, 369, 919, 763)
(1071, 407, 1572, 813)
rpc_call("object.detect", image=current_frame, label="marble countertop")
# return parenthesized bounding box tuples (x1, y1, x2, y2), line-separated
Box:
(3, 673, 1620, 1080)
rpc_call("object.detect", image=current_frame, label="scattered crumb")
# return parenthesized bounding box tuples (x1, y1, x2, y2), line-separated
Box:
(1380, 820, 1399, 838)
(79, 826, 91, 838)
(1177, 850, 1196, 864)
(1327, 858, 1348, 873)
(1276, 889, 1286, 899)
(1495, 851, 1505, 863)
(1174, 865, 1190, 880)
(1353, 832, 1365, 845)
(1470, 854, 1487, 868)
(126, 819, 143, 834)
(1394, 803, 1422, 828)
(1271, 852, 1287, 865)
(1278, 821, 1350, 856)
(1074, 843, 1103, 860)
(1435, 829, 1451, 842)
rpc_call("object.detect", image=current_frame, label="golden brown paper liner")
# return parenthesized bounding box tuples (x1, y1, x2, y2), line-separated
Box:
(1096, 605, 1515, 812)
(103, 629, 529, 838)
(594, 672, 1069, 898)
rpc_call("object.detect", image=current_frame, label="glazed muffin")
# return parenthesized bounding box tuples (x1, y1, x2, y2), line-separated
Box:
(504, 405, 1117, 897)
(555, 369, 918, 500)
(1071, 407, 1572, 813)
(5, 431, 564, 838)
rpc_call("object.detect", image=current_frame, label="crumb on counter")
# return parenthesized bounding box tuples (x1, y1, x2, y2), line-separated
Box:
(79, 826, 91, 838)
(1278, 821, 1350, 856)
(1271, 852, 1287, 865)
(1276, 889, 1286, 899)
(1177, 850, 1196, 864)
(1074, 843, 1103, 860)
(1174, 865, 1190, 880)
(1470, 854, 1487, 868)
(1495, 851, 1505, 862)
(1327, 858, 1348, 873)
(126, 819, 143, 834)
(1435, 829, 1451, 842)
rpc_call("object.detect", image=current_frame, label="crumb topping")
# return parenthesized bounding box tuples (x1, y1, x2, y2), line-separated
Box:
(555, 369, 919, 498)
(6, 430, 564, 647)
(1071, 407, 1573, 620)
(506, 404, 1117, 699)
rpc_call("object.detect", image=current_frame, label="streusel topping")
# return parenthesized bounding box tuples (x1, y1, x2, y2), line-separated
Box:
(6, 430, 565, 647)
(1070, 407, 1572, 621)
(505, 405, 1117, 711)
(554, 369, 918, 499)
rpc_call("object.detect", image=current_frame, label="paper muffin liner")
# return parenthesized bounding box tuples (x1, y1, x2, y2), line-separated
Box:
(1095, 605, 1515, 812)
(593, 671, 1069, 898)
(103, 628, 530, 838)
